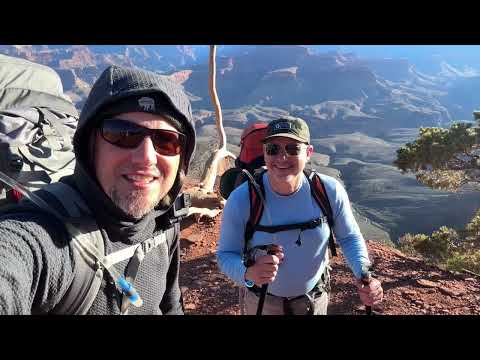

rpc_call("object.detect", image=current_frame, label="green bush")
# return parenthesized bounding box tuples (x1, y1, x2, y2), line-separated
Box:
(398, 233, 429, 255)
(464, 209, 480, 248)
(445, 250, 480, 274)
(398, 217, 479, 275)
(426, 226, 458, 261)
(399, 227, 456, 261)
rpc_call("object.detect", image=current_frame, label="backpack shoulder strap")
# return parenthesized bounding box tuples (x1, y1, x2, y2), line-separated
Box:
(305, 169, 337, 257)
(51, 226, 105, 315)
(243, 168, 267, 255)
(41, 182, 106, 315)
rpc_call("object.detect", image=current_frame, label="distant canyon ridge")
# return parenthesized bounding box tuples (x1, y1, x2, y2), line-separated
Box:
(2, 45, 480, 138)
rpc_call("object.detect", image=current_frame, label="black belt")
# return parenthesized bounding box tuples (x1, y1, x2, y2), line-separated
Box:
(249, 276, 325, 298)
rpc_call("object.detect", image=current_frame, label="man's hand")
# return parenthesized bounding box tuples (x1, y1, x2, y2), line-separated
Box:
(356, 277, 383, 306)
(245, 251, 284, 286)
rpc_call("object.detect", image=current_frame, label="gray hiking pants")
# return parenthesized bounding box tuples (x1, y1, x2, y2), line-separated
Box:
(240, 287, 329, 315)
(239, 269, 331, 315)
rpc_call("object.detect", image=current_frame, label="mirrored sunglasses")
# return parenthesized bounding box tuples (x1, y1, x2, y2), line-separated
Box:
(265, 143, 306, 157)
(99, 118, 185, 156)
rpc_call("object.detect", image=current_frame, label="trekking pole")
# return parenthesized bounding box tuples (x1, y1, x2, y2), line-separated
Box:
(360, 270, 372, 315)
(256, 244, 281, 315)
(256, 285, 268, 315)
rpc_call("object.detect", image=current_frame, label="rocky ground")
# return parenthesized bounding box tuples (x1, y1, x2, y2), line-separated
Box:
(179, 188, 480, 315)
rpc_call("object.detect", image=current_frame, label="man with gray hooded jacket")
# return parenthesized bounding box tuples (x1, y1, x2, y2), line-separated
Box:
(0, 65, 196, 315)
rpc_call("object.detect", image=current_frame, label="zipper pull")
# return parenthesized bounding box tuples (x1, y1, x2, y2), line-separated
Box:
(295, 230, 303, 247)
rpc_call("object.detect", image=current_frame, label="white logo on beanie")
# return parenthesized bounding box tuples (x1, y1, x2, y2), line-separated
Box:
(138, 97, 155, 111)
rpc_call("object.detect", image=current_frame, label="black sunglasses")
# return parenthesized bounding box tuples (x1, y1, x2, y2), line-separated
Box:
(265, 143, 306, 157)
(99, 118, 185, 156)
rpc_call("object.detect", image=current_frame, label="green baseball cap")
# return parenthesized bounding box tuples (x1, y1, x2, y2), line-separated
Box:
(262, 116, 310, 144)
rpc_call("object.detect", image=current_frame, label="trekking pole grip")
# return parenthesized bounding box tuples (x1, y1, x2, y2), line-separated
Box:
(360, 273, 372, 316)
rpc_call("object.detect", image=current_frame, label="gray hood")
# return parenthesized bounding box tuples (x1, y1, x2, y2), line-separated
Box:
(73, 65, 196, 219)
(74, 65, 196, 174)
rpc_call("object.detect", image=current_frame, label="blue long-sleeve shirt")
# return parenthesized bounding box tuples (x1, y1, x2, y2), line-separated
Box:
(217, 172, 371, 297)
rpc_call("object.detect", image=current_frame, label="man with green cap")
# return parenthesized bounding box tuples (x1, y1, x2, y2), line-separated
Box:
(217, 116, 383, 315)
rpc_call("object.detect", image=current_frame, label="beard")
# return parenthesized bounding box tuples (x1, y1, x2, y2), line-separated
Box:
(110, 187, 161, 219)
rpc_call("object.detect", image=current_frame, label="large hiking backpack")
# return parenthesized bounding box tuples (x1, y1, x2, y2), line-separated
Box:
(0, 54, 78, 205)
(219, 123, 268, 200)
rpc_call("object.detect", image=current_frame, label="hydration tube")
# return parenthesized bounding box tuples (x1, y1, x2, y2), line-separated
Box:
(0, 170, 143, 308)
